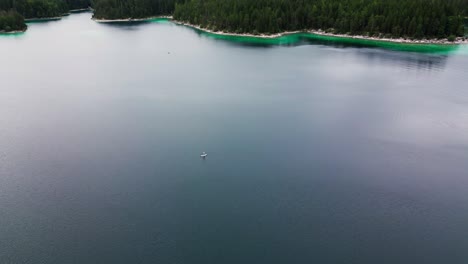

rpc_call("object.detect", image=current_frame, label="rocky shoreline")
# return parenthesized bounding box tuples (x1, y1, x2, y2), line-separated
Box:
(69, 8, 92, 13)
(0, 29, 26, 34)
(309, 30, 468, 45)
(173, 20, 468, 45)
(93, 16, 172, 23)
(7, 12, 468, 45)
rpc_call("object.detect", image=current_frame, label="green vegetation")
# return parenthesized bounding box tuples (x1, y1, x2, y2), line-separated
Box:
(465, 17, 468, 36)
(92, 0, 179, 19)
(1, 0, 467, 40)
(13, 0, 69, 18)
(66, 0, 90, 10)
(174, 0, 467, 39)
(189, 28, 461, 54)
(90, 0, 467, 39)
(0, 9, 26, 32)
(0, 0, 90, 31)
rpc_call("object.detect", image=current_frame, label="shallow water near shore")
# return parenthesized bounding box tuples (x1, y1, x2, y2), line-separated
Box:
(101, 17, 465, 53)
(181, 26, 463, 53)
(1, 12, 468, 264)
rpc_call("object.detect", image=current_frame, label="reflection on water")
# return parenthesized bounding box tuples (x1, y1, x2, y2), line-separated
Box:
(185, 25, 462, 54)
(25, 17, 63, 24)
(187, 29, 452, 71)
(354, 49, 450, 71)
(98, 18, 170, 31)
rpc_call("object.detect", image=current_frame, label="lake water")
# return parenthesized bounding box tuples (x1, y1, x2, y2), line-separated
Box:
(1, 12, 468, 264)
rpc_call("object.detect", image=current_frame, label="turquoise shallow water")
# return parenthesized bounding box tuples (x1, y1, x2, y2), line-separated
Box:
(149, 18, 466, 54)
(189, 29, 464, 54)
(1, 12, 468, 264)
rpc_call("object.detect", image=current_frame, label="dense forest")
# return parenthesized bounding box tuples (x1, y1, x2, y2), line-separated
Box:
(91, 0, 467, 39)
(0, 9, 26, 31)
(174, 0, 467, 39)
(1, 0, 467, 38)
(66, 0, 90, 10)
(0, 0, 90, 31)
(0, 0, 90, 17)
(11, 0, 68, 18)
(92, 0, 180, 19)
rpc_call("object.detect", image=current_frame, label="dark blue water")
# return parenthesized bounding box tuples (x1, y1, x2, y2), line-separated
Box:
(1, 12, 468, 264)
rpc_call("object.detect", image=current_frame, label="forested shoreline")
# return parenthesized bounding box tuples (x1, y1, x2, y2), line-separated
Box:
(0, 0, 90, 32)
(0, 9, 26, 32)
(174, 0, 467, 40)
(92, 0, 468, 40)
(1, 0, 467, 41)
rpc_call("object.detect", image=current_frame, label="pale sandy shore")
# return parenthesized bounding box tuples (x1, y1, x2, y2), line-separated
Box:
(309, 30, 468, 45)
(93, 16, 171, 23)
(13, 12, 467, 45)
(173, 20, 299, 38)
(0, 29, 26, 34)
(173, 20, 468, 45)
(70, 8, 92, 13)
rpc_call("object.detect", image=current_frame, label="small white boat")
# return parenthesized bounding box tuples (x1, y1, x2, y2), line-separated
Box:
(200, 152, 207, 158)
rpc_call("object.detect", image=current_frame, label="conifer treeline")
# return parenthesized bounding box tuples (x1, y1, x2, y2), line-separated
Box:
(173, 0, 467, 38)
(0, 0, 90, 31)
(92, 0, 181, 19)
(91, 0, 467, 38)
(10, 0, 68, 18)
(67, 0, 89, 10)
(1, 0, 467, 38)
(0, 9, 26, 31)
